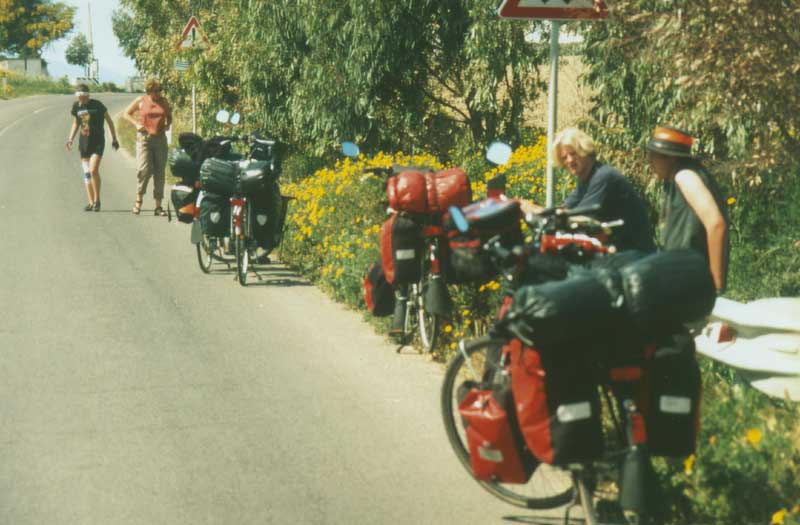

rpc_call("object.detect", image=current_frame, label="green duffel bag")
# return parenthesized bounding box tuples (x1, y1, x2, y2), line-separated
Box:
(168, 148, 198, 185)
(199, 191, 230, 237)
(200, 157, 239, 196)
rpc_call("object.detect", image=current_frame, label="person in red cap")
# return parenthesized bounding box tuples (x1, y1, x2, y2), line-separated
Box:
(647, 126, 729, 293)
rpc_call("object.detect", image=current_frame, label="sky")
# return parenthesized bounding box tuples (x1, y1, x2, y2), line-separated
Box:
(41, 0, 139, 86)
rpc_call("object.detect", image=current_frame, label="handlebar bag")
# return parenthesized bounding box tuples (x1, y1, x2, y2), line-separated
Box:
(168, 148, 199, 186)
(363, 262, 395, 317)
(200, 157, 239, 196)
(170, 184, 198, 224)
(198, 191, 230, 237)
(238, 161, 271, 195)
(459, 382, 537, 483)
(620, 249, 716, 337)
(635, 328, 701, 457)
(386, 170, 428, 214)
(506, 339, 604, 465)
(380, 213, 423, 286)
(443, 197, 523, 284)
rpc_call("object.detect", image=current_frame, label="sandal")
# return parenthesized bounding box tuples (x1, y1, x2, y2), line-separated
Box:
(154, 206, 167, 217)
(132, 200, 142, 215)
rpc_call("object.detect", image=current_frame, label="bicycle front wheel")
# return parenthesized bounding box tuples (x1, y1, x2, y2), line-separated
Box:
(440, 335, 574, 509)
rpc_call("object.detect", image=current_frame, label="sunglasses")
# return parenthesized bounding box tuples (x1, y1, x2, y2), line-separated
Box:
(75, 91, 89, 97)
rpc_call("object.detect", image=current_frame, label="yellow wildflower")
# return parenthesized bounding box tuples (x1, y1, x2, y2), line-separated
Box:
(444, 325, 453, 333)
(727, 197, 736, 206)
(746, 428, 762, 446)
(771, 508, 787, 525)
(335, 268, 344, 278)
(683, 454, 695, 475)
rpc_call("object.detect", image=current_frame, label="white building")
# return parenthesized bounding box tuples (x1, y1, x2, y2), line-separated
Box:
(0, 58, 49, 77)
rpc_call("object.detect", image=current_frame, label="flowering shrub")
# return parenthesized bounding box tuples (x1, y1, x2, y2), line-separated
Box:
(279, 138, 560, 346)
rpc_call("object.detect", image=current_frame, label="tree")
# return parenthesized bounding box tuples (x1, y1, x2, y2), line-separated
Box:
(0, 0, 75, 58)
(65, 32, 91, 76)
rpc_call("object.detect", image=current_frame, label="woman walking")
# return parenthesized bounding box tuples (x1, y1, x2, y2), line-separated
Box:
(65, 83, 119, 211)
(124, 78, 172, 215)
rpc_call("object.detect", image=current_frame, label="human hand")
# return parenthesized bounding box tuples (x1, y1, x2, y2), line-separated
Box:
(65, 139, 73, 151)
(112, 139, 120, 151)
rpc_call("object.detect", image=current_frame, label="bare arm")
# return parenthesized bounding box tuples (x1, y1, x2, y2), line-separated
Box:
(123, 96, 143, 131)
(66, 120, 78, 151)
(519, 198, 545, 215)
(675, 169, 728, 291)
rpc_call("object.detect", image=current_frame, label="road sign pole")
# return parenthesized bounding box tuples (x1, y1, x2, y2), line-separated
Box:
(192, 83, 197, 134)
(545, 20, 560, 208)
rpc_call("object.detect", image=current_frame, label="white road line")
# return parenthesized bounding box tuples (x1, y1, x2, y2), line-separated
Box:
(0, 114, 31, 138)
(33, 105, 54, 114)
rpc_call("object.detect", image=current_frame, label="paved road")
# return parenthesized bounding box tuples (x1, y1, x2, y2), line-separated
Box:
(0, 94, 578, 524)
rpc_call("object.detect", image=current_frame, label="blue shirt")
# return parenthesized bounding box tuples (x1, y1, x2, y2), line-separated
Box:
(563, 163, 656, 253)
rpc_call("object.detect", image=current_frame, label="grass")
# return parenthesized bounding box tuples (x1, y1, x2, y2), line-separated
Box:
(0, 69, 73, 99)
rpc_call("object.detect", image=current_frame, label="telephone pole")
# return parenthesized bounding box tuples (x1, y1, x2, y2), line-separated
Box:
(86, 1, 99, 82)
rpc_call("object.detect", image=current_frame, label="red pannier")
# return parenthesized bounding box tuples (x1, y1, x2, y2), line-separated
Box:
(459, 384, 537, 483)
(506, 339, 604, 465)
(386, 168, 471, 215)
(363, 262, 395, 317)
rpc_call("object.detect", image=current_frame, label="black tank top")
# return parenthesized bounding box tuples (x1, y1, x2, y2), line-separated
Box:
(660, 163, 729, 265)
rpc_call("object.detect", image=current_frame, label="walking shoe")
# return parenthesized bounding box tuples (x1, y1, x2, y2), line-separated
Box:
(93, 201, 101, 212)
(84, 203, 94, 211)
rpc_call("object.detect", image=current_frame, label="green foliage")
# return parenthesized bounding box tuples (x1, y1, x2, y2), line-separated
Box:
(64, 32, 90, 74)
(0, 0, 75, 58)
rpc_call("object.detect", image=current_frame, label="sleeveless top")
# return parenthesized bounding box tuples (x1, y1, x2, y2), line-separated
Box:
(660, 163, 729, 264)
(139, 95, 170, 136)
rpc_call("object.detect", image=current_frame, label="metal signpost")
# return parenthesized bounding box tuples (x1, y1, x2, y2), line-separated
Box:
(497, 0, 608, 207)
(175, 16, 210, 134)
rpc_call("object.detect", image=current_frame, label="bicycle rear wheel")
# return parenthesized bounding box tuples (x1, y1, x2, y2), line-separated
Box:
(235, 235, 249, 286)
(417, 277, 439, 351)
(440, 335, 573, 509)
(197, 235, 214, 273)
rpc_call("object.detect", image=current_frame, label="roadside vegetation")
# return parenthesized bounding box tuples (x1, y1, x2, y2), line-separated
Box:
(0, 69, 72, 99)
(114, 1, 800, 522)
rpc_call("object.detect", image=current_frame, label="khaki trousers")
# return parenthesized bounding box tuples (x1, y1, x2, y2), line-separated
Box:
(135, 132, 168, 200)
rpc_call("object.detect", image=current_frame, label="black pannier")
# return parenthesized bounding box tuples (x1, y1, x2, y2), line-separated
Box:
(249, 181, 282, 250)
(507, 275, 620, 347)
(170, 185, 198, 224)
(380, 213, 424, 285)
(444, 197, 523, 284)
(619, 249, 716, 336)
(636, 328, 701, 457)
(168, 148, 198, 185)
(198, 191, 230, 237)
(363, 262, 395, 317)
(200, 157, 239, 196)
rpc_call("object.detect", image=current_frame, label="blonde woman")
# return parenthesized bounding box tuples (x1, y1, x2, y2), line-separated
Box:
(124, 78, 173, 215)
(526, 128, 655, 253)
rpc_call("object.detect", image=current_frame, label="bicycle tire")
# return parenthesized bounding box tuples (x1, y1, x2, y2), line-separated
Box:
(440, 335, 574, 509)
(417, 278, 439, 352)
(197, 235, 214, 273)
(235, 235, 248, 286)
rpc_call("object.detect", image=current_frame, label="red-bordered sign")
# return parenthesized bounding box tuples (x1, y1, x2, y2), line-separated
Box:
(498, 0, 608, 20)
(176, 16, 210, 50)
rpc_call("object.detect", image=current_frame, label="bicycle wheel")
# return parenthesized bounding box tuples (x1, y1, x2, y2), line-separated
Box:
(197, 235, 214, 273)
(441, 335, 574, 509)
(235, 235, 249, 286)
(417, 276, 439, 351)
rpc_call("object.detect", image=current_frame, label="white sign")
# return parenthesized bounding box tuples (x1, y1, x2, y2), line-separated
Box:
(498, 0, 608, 20)
(176, 16, 210, 50)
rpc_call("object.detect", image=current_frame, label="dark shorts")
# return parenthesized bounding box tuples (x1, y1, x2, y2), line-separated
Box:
(79, 137, 105, 158)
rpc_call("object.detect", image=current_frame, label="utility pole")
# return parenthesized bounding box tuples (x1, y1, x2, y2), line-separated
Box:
(86, 1, 98, 82)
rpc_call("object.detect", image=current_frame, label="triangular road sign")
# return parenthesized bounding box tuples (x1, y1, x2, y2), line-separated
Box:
(177, 15, 210, 50)
(498, 0, 608, 20)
